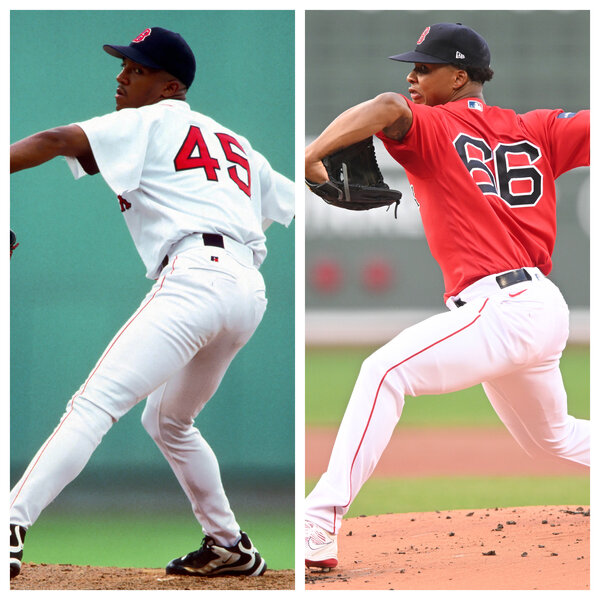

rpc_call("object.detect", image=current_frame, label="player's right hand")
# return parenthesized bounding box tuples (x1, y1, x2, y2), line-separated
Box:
(305, 157, 328, 184)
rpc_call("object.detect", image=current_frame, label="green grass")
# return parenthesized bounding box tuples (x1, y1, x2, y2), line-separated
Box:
(305, 345, 589, 524)
(306, 475, 590, 516)
(306, 345, 589, 427)
(23, 510, 294, 570)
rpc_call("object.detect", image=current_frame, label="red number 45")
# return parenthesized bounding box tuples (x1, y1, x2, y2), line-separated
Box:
(173, 126, 251, 197)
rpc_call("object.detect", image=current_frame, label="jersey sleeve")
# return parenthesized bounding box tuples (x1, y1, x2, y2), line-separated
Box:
(65, 108, 153, 195)
(520, 109, 590, 178)
(252, 149, 295, 228)
(375, 97, 439, 175)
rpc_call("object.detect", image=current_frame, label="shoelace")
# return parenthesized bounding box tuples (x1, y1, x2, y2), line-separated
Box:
(187, 535, 216, 558)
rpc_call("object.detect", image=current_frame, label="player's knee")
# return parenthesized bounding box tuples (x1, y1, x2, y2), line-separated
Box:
(141, 403, 189, 443)
(67, 396, 114, 441)
(359, 352, 407, 409)
(141, 403, 161, 440)
(535, 434, 572, 458)
(523, 420, 578, 459)
(361, 345, 392, 370)
(361, 351, 405, 387)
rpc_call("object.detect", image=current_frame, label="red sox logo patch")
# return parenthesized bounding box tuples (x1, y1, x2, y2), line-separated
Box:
(132, 28, 151, 43)
(417, 27, 430, 45)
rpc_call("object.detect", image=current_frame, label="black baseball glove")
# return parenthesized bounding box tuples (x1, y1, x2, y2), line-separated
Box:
(306, 137, 402, 216)
(10, 229, 18, 258)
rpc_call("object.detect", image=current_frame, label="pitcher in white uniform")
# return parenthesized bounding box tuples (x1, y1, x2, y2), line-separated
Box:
(9, 26, 294, 579)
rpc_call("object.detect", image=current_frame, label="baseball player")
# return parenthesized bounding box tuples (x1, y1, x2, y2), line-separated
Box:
(304, 22, 590, 570)
(9, 26, 294, 579)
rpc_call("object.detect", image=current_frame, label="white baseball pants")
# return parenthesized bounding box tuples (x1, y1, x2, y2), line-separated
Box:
(305, 268, 590, 535)
(10, 238, 267, 546)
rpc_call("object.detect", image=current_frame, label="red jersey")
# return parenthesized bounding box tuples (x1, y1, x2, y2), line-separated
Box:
(376, 96, 590, 301)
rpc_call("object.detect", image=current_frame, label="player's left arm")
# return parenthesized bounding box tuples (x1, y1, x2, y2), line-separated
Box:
(305, 92, 412, 183)
(10, 125, 98, 175)
(252, 149, 295, 229)
(522, 109, 590, 178)
(548, 109, 590, 176)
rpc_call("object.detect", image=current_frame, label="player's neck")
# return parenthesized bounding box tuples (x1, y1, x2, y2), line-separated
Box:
(450, 81, 485, 104)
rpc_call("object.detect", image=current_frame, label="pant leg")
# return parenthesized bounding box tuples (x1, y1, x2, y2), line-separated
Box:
(10, 268, 185, 528)
(483, 361, 589, 466)
(306, 277, 588, 534)
(482, 276, 589, 466)
(141, 281, 267, 546)
(10, 246, 266, 530)
(9, 398, 114, 528)
(306, 297, 512, 534)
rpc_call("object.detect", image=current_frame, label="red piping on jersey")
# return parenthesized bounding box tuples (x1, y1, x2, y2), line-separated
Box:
(10, 257, 179, 510)
(332, 297, 489, 534)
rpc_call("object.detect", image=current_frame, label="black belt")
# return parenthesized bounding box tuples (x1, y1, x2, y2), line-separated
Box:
(454, 268, 532, 307)
(201, 233, 225, 248)
(161, 234, 225, 269)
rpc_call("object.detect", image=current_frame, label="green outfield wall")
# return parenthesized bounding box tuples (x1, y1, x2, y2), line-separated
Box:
(10, 10, 295, 485)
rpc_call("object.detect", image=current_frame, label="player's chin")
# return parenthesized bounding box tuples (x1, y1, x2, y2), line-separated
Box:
(115, 94, 130, 111)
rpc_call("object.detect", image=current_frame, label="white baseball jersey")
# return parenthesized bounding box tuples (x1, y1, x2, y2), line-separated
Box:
(66, 99, 294, 278)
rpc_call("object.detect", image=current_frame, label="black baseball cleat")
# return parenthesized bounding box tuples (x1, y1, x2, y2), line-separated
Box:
(166, 531, 266, 577)
(10, 524, 27, 579)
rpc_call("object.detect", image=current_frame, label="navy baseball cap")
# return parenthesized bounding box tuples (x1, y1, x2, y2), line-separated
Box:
(104, 27, 196, 88)
(389, 23, 490, 69)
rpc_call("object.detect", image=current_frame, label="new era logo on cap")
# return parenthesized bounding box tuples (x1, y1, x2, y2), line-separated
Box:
(456, 51, 465, 59)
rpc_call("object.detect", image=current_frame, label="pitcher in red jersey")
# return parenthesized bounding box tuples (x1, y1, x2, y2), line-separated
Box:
(305, 22, 590, 571)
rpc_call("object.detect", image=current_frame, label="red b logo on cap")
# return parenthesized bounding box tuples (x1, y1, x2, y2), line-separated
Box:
(416, 27, 430, 45)
(132, 28, 151, 43)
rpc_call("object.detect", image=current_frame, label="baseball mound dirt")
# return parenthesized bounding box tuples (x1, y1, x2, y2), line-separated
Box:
(10, 565, 294, 590)
(305, 505, 589, 590)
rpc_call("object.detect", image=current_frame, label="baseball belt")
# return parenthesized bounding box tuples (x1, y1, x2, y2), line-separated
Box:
(454, 268, 533, 308)
(161, 233, 253, 269)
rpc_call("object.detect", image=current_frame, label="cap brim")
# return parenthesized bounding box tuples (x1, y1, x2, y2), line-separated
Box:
(103, 44, 163, 69)
(388, 50, 449, 64)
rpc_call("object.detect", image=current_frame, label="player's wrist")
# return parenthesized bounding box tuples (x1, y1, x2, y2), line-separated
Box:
(305, 148, 327, 183)
(305, 160, 327, 184)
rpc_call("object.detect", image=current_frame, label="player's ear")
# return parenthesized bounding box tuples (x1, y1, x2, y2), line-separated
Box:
(453, 68, 469, 89)
(163, 78, 185, 98)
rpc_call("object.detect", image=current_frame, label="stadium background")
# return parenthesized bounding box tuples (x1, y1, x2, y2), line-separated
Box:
(10, 10, 294, 570)
(306, 10, 589, 519)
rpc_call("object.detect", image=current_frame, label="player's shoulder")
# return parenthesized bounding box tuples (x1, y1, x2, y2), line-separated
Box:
(144, 100, 258, 156)
(518, 106, 587, 123)
(183, 105, 251, 141)
(199, 113, 255, 154)
(515, 107, 589, 138)
(134, 99, 189, 120)
(440, 98, 515, 119)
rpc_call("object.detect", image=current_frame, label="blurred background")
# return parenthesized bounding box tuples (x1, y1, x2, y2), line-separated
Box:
(10, 10, 294, 570)
(306, 10, 589, 516)
(306, 9, 589, 342)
